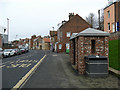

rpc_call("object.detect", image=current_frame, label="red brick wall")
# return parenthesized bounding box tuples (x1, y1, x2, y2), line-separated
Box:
(70, 40, 75, 65)
(56, 42, 66, 53)
(70, 36, 109, 74)
(109, 32, 119, 40)
(75, 38, 78, 70)
(57, 14, 90, 53)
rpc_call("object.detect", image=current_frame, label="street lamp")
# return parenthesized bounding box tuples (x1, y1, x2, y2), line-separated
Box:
(7, 18, 9, 41)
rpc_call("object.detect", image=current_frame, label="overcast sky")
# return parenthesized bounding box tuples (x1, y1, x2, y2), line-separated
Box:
(0, 0, 108, 41)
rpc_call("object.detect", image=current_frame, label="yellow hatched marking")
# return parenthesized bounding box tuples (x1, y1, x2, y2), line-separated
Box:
(19, 64, 28, 68)
(7, 64, 20, 68)
(12, 54, 46, 89)
(33, 60, 38, 63)
(28, 60, 33, 63)
(0, 65, 5, 68)
(26, 64, 32, 67)
(19, 60, 26, 63)
(19, 63, 31, 68)
(25, 60, 29, 62)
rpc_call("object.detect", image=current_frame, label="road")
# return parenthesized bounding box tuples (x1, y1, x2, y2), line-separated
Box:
(2, 50, 119, 89)
(2, 50, 45, 89)
(22, 50, 89, 88)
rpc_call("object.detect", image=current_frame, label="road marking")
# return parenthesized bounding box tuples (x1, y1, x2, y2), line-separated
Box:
(0, 65, 5, 68)
(12, 54, 46, 89)
(1, 54, 34, 65)
(6, 64, 20, 68)
(53, 55, 57, 56)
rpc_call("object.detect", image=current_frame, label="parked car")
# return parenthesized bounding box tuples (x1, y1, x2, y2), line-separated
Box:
(11, 49, 16, 55)
(20, 48, 26, 54)
(14, 48, 22, 55)
(0, 48, 3, 59)
(3, 49, 15, 57)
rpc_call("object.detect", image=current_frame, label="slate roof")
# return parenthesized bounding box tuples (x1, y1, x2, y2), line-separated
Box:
(70, 28, 110, 40)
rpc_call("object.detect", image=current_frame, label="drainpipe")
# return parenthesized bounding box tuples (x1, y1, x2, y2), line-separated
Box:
(98, 10, 101, 30)
(114, 2, 116, 32)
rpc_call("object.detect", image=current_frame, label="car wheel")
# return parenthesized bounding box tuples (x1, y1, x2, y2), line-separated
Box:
(9, 54, 10, 57)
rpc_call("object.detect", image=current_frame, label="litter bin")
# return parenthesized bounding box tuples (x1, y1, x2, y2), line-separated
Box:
(85, 55, 108, 77)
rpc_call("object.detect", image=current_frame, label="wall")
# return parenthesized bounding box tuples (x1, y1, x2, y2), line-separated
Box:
(70, 36, 109, 74)
(0, 35, 2, 48)
(57, 14, 90, 53)
(42, 42, 50, 50)
(104, 3, 115, 33)
(109, 31, 120, 40)
(104, 1, 120, 33)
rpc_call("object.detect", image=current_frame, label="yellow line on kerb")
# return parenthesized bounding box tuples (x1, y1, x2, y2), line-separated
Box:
(11, 54, 46, 89)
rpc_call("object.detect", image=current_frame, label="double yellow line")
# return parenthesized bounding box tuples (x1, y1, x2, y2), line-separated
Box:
(12, 54, 46, 89)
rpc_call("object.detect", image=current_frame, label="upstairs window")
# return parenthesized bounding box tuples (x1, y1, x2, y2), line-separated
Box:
(108, 11, 110, 18)
(108, 23, 110, 30)
(66, 32, 71, 37)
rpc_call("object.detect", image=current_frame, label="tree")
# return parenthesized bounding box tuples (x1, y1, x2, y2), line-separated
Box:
(85, 13, 98, 28)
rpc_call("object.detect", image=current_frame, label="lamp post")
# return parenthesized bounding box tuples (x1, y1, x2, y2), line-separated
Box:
(7, 18, 9, 42)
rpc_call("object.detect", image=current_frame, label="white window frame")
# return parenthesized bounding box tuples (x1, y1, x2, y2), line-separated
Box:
(112, 23, 115, 32)
(66, 43, 70, 49)
(59, 44, 62, 49)
(66, 32, 71, 37)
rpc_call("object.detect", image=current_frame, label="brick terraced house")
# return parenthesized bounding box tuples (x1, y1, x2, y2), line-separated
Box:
(42, 38, 50, 50)
(57, 13, 90, 53)
(70, 28, 110, 75)
(33, 36, 43, 50)
(50, 30, 57, 51)
(104, 0, 120, 33)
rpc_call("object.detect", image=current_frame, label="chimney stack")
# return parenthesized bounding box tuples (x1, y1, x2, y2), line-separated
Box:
(69, 13, 74, 20)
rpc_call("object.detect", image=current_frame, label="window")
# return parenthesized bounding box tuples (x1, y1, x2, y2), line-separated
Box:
(91, 40, 95, 54)
(112, 23, 115, 32)
(66, 32, 71, 37)
(108, 23, 110, 30)
(108, 11, 110, 18)
(60, 32, 62, 38)
(66, 43, 69, 49)
(59, 44, 62, 49)
(116, 22, 119, 31)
